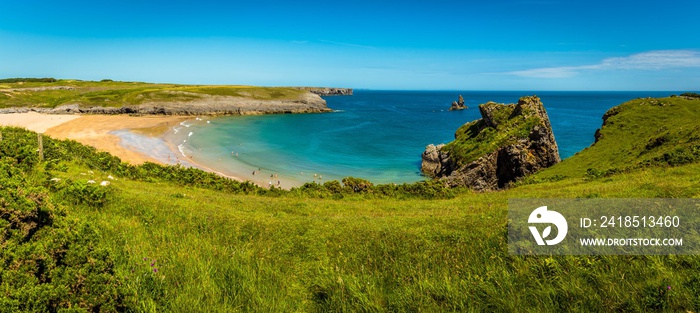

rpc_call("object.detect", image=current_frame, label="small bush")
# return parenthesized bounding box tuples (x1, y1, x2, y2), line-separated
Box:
(656, 146, 700, 166)
(64, 180, 111, 207)
(680, 92, 700, 99)
(342, 177, 374, 193)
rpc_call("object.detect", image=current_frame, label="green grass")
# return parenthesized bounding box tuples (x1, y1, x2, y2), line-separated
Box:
(527, 96, 700, 183)
(39, 144, 700, 311)
(0, 79, 309, 109)
(1, 95, 700, 311)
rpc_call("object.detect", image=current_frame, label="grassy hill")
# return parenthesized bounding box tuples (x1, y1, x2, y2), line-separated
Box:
(0, 79, 308, 109)
(527, 95, 700, 184)
(1, 95, 700, 311)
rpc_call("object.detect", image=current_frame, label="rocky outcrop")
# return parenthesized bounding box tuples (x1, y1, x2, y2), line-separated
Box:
(594, 105, 622, 143)
(421, 96, 560, 190)
(421, 144, 452, 177)
(0, 92, 332, 116)
(295, 87, 353, 96)
(449, 95, 467, 110)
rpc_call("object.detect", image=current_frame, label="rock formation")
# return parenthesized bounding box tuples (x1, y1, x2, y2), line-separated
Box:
(422, 96, 560, 190)
(295, 87, 353, 96)
(594, 105, 622, 143)
(449, 95, 467, 110)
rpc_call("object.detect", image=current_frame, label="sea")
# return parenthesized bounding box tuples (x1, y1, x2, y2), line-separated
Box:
(164, 90, 676, 187)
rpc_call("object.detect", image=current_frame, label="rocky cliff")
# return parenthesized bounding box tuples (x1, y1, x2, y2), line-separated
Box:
(421, 96, 560, 190)
(294, 87, 353, 96)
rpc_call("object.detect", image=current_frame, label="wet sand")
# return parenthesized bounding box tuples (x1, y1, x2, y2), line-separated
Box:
(44, 115, 189, 164)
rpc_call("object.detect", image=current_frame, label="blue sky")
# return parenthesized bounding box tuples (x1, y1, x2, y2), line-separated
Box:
(1, 0, 698, 90)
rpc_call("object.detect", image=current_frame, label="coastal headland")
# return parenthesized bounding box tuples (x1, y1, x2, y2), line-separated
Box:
(0, 79, 351, 115)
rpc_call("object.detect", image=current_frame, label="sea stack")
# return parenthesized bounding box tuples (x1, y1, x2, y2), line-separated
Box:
(449, 95, 467, 110)
(422, 96, 560, 190)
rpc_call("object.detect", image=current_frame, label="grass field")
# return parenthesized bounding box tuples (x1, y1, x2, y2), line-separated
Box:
(1, 94, 700, 311)
(0, 79, 307, 109)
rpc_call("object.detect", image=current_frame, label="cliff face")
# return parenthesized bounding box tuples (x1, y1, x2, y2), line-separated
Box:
(295, 87, 353, 96)
(421, 96, 560, 190)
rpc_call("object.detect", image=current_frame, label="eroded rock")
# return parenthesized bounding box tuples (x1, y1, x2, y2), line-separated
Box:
(422, 96, 560, 190)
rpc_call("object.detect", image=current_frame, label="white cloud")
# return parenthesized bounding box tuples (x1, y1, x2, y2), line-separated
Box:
(507, 66, 582, 78)
(597, 50, 700, 69)
(507, 50, 700, 78)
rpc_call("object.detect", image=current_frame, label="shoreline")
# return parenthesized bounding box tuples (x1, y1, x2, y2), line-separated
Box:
(0, 112, 258, 185)
(159, 118, 307, 189)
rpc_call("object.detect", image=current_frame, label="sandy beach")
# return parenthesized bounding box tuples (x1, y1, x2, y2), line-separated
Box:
(0, 112, 303, 188)
(0, 112, 81, 133)
(0, 112, 187, 165)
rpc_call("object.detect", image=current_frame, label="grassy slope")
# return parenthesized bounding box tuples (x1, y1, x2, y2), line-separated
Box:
(2, 95, 700, 311)
(0, 79, 307, 109)
(529, 96, 700, 182)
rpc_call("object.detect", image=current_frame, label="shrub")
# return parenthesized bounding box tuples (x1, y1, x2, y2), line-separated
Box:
(0, 77, 57, 83)
(0, 156, 127, 311)
(342, 177, 374, 193)
(64, 179, 111, 207)
(323, 180, 343, 193)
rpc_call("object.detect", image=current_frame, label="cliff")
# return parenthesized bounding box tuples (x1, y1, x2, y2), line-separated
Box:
(534, 95, 700, 182)
(421, 96, 560, 190)
(294, 87, 353, 96)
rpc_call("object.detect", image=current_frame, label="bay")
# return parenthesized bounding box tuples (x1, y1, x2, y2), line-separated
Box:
(176, 90, 676, 186)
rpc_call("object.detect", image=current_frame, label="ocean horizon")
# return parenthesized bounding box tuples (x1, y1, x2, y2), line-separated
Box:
(161, 90, 679, 187)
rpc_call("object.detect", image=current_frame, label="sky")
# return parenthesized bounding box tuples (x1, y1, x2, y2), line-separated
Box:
(0, 0, 698, 90)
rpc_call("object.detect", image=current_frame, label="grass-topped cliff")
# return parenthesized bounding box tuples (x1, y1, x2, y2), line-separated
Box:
(0, 78, 336, 115)
(422, 96, 560, 190)
(527, 95, 700, 184)
(446, 97, 550, 166)
(1, 95, 700, 311)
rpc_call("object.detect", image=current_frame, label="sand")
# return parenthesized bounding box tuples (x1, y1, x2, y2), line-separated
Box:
(0, 112, 187, 165)
(0, 112, 81, 133)
(49, 115, 190, 165)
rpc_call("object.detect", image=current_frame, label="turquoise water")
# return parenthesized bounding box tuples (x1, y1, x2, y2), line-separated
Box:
(173, 90, 676, 187)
